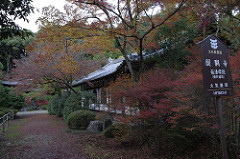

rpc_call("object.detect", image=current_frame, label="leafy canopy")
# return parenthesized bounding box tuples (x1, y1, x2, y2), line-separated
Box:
(0, 0, 34, 39)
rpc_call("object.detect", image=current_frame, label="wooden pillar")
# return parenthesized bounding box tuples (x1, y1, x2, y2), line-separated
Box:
(217, 97, 229, 159)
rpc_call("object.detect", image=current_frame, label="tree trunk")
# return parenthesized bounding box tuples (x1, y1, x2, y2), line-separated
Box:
(138, 38, 145, 74)
(115, 37, 137, 82)
(6, 54, 11, 76)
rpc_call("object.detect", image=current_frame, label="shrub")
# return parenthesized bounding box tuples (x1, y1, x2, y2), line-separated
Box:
(0, 85, 10, 107)
(8, 93, 25, 110)
(102, 124, 117, 138)
(67, 110, 95, 129)
(63, 91, 95, 120)
(41, 105, 48, 110)
(48, 101, 54, 115)
(0, 108, 17, 117)
(0, 108, 12, 117)
(113, 124, 135, 146)
(0, 85, 25, 110)
(48, 92, 68, 116)
(63, 93, 83, 120)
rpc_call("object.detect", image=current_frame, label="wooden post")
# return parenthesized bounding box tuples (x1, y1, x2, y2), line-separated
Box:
(2, 115, 5, 132)
(216, 97, 229, 159)
(11, 111, 13, 120)
(7, 114, 9, 127)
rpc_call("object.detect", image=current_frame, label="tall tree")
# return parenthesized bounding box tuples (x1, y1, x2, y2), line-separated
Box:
(154, 18, 197, 69)
(216, 1, 240, 50)
(0, 29, 35, 76)
(11, 41, 103, 95)
(67, 0, 187, 80)
(36, 5, 118, 57)
(0, 0, 34, 39)
(9, 5, 120, 95)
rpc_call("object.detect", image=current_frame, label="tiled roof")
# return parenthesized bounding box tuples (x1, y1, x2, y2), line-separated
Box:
(73, 50, 163, 86)
(73, 57, 124, 86)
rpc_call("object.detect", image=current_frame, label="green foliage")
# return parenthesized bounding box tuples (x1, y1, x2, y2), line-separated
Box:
(0, 0, 34, 39)
(154, 19, 197, 69)
(0, 85, 9, 107)
(0, 62, 3, 76)
(102, 125, 117, 138)
(48, 101, 54, 115)
(157, 126, 210, 156)
(48, 92, 68, 117)
(23, 90, 53, 102)
(49, 91, 94, 118)
(218, 12, 240, 50)
(43, 95, 53, 102)
(152, 48, 192, 70)
(41, 105, 48, 110)
(113, 124, 135, 146)
(67, 110, 95, 130)
(0, 31, 35, 73)
(8, 92, 25, 110)
(0, 85, 25, 110)
(63, 91, 95, 120)
(0, 107, 13, 117)
(104, 51, 122, 59)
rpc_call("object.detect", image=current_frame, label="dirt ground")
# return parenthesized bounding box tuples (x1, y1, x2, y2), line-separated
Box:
(0, 114, 155, 159)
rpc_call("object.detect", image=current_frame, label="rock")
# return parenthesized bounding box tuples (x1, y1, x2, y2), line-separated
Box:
(103, 119, 112, 130)
(87, 120, 103, 132)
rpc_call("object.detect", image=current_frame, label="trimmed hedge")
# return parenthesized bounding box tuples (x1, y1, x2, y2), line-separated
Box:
(67, 110, 95, 129)
(63, 91, 95, 120)
(48, 92, 68, 116)
(48, 91, 95, 120)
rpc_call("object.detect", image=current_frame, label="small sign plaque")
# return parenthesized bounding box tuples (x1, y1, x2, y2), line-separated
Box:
(200, 34, 234, 96)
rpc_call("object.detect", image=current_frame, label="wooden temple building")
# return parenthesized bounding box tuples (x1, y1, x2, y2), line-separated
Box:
(72, 50, 163, 113)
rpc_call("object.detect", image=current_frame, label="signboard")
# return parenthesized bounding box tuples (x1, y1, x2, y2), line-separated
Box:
(200, 34, 234, 97)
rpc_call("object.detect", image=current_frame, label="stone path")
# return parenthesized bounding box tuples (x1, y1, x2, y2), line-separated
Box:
(0, 113, 89, 159)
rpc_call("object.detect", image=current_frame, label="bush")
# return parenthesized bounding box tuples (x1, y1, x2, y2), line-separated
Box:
(102, 125, 117, 138)
(0, 85, 10, 107)
(67, 110, 95, 129)
(0, 108, 17, 117)
(63, 93, 83, 120)
(63, 91, 95, 120)
(0, 85, 25, 110)
(48, 101, 54, 115)
(8, 93, 25, 110)
(48, 92, 68, 116)
(113, 124, 135, 146)
(42, 105, 48, 110)
(0, 108, 12, 117)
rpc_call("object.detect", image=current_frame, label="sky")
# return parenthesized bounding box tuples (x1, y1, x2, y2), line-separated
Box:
(15, 0, 69, 33)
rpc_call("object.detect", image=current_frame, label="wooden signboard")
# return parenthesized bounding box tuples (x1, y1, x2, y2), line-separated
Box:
(199, 34, 233, 97)
(199, 34, 233, 159)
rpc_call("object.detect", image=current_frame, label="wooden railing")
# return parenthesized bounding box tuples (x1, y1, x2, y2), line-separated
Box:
(89, 103, 139, 115)
(0, 111, 14, 132)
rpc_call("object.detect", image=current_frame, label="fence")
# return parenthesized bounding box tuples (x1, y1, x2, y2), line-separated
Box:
(0, 111, 14, 132)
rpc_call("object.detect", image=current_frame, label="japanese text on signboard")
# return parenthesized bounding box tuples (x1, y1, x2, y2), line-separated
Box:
(200, 35, 233, 96)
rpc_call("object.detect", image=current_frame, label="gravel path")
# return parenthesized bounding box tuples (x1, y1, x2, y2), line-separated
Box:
(0, 114, 89, 159)
(16, 110, 48, 116)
